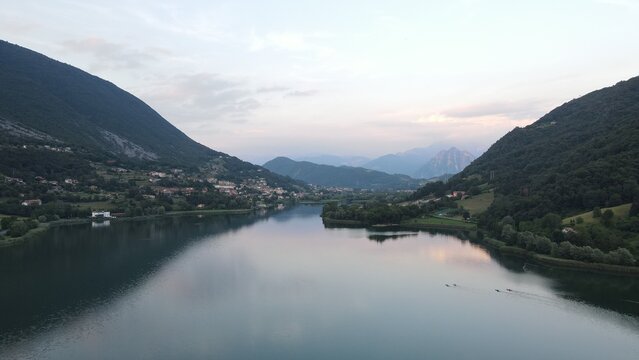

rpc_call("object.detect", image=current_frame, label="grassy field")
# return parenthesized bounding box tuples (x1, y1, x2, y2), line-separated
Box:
(456, 190, 494, 215)
(563, 203, 632, 224)
(401, 216, 476, 230)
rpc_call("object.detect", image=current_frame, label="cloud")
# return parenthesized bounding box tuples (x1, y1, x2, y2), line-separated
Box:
(60, 37, 170, 71)
(255, 86, 290, 93)
(249, 31, 336, 57)
(142, 73, 260, 124)
(0, 19, 37, 33)
(285, 90, 319, 97)
(595, 0, 639, 9)
(442, 100, 548, 119)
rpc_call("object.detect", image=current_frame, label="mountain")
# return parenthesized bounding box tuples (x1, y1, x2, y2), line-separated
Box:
(0, 40, 299, 189)
(417, 76, 639, 222)
(362, 145, 443, 176)
(413, 147, 475, 179)
(295, 154, 370, 167)
(263, 157, 422, 190)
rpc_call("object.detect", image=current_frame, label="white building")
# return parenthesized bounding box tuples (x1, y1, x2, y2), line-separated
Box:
(91, 211, 112, 218)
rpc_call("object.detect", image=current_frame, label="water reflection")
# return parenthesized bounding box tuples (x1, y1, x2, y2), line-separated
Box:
(0, 211, 272, 345)
(91, 220, 110, 228)
(500, 258, 639, 317)
(367, 232, 417, 242)
(357, 225, 639, 318)
(1, 205, 638, 360)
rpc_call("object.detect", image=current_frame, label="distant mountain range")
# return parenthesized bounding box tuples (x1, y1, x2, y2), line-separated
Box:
(360, 145, 444, 176)
(413, 147, 475, 179)
(295, 155, 371, 167)
(263, 157, 422, 190)
(293, 146, 476, 179)
(0, 40, 299, 189)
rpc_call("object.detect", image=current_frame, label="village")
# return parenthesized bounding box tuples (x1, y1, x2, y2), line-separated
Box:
(0, 160, 317, 227)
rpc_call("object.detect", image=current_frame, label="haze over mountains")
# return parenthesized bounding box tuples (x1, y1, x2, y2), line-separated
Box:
(293, 146, 476, 179)
(263, 157, 422, 190)
(296, 155, 371, 168)
(359, 145, 445, 176)
(413, 147, 475, 179)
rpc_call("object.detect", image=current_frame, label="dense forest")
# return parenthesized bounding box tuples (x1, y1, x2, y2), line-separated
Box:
(414, 77, 639, 224)
(405, 77, 639, 263)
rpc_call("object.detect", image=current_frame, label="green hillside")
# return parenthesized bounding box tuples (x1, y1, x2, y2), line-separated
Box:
(0, 40, 299, 189)
(263, 157, 422, 190)
(563, 203, 632, 225)
(0, 40, 215, 165)
(417, 76, 639, 222)
(410, 77, 639, 263)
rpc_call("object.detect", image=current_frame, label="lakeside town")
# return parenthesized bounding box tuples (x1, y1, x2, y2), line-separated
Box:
(0, 155, 377, 241)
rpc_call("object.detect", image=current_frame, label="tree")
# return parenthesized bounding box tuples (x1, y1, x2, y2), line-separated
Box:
(557, 241, 573, 258)
(9, 220, 29, 237)
(601, 209, 615, 227)
(501, 216, 515, 227)
(534, 235, 553, 254)
(1, 216, 16, 230)
(516, 231, 535, 249)
(540, 213, 562, 231)
(608, 193, 623, 207)
(593, 207, 602, 218)
(501, 224, 517, 245)
(592, 248, 605, 263)
(630, 200, 639, 218)
(605, 248, 636, 265)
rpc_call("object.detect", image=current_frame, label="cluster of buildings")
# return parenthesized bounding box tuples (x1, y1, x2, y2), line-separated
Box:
(446, 191, 467, 199)
(42, 145, 72, 153)
(3, 162, 308, 213)
(149, 176, 299, 201)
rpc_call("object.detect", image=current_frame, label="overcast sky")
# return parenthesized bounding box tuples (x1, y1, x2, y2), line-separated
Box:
(2, 0, 639, 163)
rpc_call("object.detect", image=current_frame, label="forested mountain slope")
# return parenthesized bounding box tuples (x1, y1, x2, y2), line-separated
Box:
(0, 40, 299, 189)
(418, 76, 639, 221)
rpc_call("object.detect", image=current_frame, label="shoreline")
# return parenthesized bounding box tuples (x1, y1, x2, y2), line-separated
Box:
(4, 209, 639, 276)
(322, 216, 476, 231)
(0, 208, 255, 248)
(476, 236, 639, 277)
(322, 216, 639, 277)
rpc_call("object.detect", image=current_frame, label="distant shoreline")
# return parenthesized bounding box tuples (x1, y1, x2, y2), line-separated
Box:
(322, 217, 639, 277)
(322, 216, 477, 231)
(477, 236, 639, 277)
(0, 208, 255, 248)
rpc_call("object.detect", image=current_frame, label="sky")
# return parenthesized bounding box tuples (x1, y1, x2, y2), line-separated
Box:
(2, 0, 639, 164)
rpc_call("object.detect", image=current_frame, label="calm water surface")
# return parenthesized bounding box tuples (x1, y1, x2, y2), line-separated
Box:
(1, 205, 638, 359)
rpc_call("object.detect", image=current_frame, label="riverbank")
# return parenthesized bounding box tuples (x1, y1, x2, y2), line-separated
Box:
(322, 215, 476, 231)
(400, 216, 477, 231)
(321, 215, 639, 276)
(322, 217, 364, 226)
(0, 208, 255, 248)
(0, 223, 50, 247)
(476, 236, 639, 277)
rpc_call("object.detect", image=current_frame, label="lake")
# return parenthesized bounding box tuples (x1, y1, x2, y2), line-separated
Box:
(1, 205, 638, 359)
